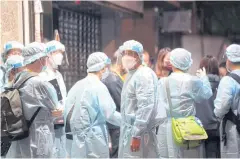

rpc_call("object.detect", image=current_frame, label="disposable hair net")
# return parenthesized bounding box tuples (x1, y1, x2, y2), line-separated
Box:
(87, 52, 111, 73)
(22, 42, 47, 65)
(2, 41, 24, 63)
(5, 55, 24, 72)
(3, 41, 24, 55)
(170, 48, 193, 71)
(122, 40, 144, 56)
(46, 40, 65, 55)
(225, 44, 240, 63)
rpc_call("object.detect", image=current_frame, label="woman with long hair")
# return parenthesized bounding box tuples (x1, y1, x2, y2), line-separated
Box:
(155, 47, 172, 79)
(195, 55, 221, 158)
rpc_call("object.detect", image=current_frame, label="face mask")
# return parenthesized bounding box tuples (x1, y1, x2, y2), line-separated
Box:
(101, 68, 109, 80)
(49, 56, 58, 69)
(122, 55, 137, 71)
(52, 53, 63, 66)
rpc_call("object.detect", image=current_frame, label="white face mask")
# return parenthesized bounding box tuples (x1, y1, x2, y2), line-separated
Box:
(122, 55, 137, 71)
(52, 53, 64, 66)
(101, 68, 109, 80)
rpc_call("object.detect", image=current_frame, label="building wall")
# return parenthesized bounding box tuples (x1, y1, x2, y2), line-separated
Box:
(120, 9, 157, 57)
(181, 35, 229, 74)
(101, 8, 158, 59)
(0, 1, 23, 52)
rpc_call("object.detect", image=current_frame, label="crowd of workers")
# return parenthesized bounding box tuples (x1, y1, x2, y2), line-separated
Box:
(0, 39, 239, 158)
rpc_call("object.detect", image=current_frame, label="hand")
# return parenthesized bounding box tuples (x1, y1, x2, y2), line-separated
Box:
(196, 67, 206, 78)
(131, 137, 141, 152)
(52, 109, 63, 117)
(109, 142, 112, 153)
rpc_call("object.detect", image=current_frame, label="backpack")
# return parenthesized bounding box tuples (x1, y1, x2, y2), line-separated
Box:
(222, 73, 240, 146)
(1, 73, 41, 156)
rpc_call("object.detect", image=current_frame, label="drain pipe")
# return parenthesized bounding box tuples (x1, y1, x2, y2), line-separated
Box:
(34, 0, 43, 42)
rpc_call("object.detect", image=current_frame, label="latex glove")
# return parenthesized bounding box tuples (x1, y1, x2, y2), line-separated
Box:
(131, 137, 141, 152)
(196, 67, 207, 78)
(108, 132, 112, 152)
(109, 142, 112, 153)
(52, 109, 63, 117)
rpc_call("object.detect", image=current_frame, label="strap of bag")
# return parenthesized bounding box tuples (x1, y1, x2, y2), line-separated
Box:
(228, 73, 240, 84)
(65, 104, 75, 140)
(28, 107, 41, 128)
(165, 78, 173, 117)
(13, 73, 36, 89)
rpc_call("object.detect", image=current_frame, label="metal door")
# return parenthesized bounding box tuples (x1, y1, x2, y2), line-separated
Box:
(57, 9, 101, 91)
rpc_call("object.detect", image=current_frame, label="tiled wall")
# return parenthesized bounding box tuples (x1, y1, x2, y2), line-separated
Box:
(0, 1, 23, 53)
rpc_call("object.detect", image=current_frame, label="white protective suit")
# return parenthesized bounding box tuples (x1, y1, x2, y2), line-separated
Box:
(214, 69, 240, 158)
(64, 74, 121, 158)
(39, 68, 67, 157)
(157, 73, 212, 158)
(118, 66, 160, 158)
(6, 71, 58, 158)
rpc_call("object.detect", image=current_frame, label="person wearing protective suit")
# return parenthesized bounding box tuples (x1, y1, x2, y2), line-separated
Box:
(39, 40, 67, 158)
(0, 59, 6, 92)
(64, 52, 121, 158)
(2, 41, 24, 63)
(118, 40, 160, 158)
(101, 47, 127, 158)
(214, 44, 240, 158)
(1, 41, 24, 91)
(6, 42, 59, 158)
(156, 48, 212, 158)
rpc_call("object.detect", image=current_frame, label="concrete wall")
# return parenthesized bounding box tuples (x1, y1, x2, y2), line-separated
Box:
(120, 9, 157, 57)
(101, 8, 158, 59)
(0, 1, 23, 53)
(101, 12, 121, 58)
(181, 35, 229, 74)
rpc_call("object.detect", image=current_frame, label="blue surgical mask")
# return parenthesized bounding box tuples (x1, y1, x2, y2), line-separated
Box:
(101, 68, 109, 80)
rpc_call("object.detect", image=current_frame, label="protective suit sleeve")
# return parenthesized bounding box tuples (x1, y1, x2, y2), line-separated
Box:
(155, 79, 167, 125)
(192, 75, 213, 103)
(132, 71, 156, 137)
(214, 76, 234, 119)
(97, 85, 122, 126)
(35, 80, 58, 110)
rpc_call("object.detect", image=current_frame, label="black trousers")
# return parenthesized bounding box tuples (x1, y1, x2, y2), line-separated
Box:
(205, 130, 220, 158)
(108, 128, 120, 158)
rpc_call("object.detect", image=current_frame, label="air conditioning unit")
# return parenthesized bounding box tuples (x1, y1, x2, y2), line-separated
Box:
(162, 10, 192, 33)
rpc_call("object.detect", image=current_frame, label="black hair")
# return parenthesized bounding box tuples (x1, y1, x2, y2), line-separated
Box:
(199, 55, 219, 75)
(219, 62, 226, 68)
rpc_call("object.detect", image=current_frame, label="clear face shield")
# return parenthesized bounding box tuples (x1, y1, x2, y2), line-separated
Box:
(53, 29, 69, 68)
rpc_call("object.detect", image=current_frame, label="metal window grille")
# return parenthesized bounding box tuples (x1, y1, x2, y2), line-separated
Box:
(57, 8, 101, 91)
